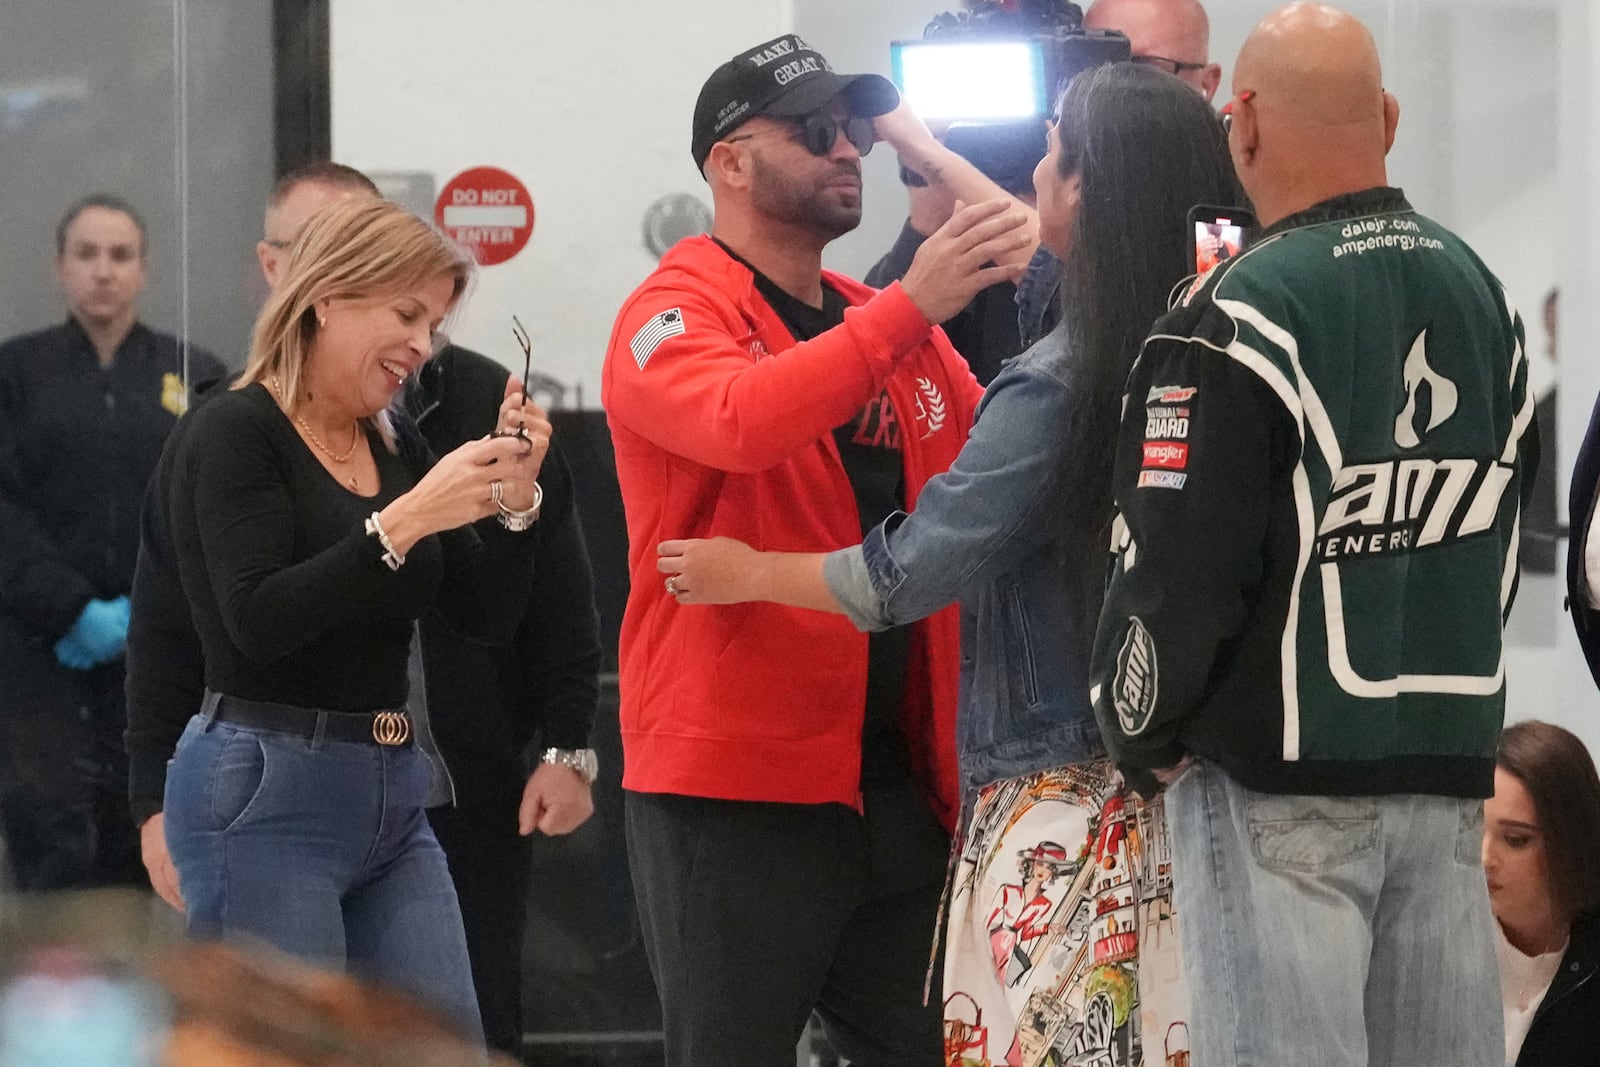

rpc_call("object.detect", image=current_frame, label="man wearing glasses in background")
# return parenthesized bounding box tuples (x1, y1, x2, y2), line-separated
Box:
(1086, 0, 1221, 100)
(602, 34, 1031, 1067)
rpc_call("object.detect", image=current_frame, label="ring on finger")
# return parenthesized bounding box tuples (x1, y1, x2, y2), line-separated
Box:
(490, 479, 504, 505)
(664, 576, 680, 596)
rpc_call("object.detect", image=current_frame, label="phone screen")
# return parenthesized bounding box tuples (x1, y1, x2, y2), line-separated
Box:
(1187, 206, 1255, 276)
(890, 40, 1047, 121)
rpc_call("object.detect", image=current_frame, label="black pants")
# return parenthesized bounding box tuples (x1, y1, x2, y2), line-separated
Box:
(626, 782, 950, 1067)
(0, 665, 142, 891)
(428, 798, 531, 1055)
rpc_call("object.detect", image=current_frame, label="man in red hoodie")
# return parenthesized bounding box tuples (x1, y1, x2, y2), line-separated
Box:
(602, 34, 1031, 1067)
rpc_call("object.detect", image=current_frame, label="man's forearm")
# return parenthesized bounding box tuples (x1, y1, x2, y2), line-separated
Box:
(893, 143, 1038, 269)
(875, 101, 1039, 269)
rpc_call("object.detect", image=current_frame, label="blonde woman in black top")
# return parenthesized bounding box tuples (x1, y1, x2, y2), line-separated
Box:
(149, 198, 547, 1041)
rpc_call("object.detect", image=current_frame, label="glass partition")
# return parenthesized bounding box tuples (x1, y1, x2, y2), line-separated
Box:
(0, 0, 279, 953)
(1, 0, 275, 378)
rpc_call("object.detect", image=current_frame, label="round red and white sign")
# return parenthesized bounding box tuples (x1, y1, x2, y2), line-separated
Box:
(434, 166, 534, 266)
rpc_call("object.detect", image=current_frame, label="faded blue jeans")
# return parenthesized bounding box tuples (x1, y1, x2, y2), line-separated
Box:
(1165, 759, 1501, 1067)
(163, 711, 482, 1042)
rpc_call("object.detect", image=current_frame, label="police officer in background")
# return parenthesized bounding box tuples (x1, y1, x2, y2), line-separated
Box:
(0, 194, 222, 891)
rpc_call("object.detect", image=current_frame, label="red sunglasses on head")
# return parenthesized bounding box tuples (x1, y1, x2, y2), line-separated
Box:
(1220, 89, 1257, 134)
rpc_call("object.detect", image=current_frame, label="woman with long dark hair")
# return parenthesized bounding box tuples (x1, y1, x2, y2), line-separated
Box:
(654, 62, 1239, 1065)
(1485, 720, 1600, 1066)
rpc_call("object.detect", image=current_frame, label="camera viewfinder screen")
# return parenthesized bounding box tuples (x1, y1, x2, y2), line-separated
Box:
(890, 41, 1047, 121)
(1194, 218, 1245, 275)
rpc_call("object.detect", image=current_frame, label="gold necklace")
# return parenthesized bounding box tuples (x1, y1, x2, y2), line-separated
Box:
(269, 377, 362, 489)
(294, 412, 360, 464)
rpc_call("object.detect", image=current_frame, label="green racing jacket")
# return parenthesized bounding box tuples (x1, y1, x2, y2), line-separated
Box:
(1091, 187, 1538, 799)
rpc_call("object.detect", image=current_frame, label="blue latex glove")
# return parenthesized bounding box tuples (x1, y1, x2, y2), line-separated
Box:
(53, 596, 130, 670)
(54, 631, 96, 670)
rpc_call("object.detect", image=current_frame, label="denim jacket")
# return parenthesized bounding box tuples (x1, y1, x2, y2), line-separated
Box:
(822, 325, 1108, 791)
(1015, 246, 1062, 349)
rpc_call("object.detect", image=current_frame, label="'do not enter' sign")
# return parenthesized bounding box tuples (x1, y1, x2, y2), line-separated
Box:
(434, 166, 534, 266)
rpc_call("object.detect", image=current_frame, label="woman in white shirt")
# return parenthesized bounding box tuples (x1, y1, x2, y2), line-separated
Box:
(1483, 720, 1600, 1066)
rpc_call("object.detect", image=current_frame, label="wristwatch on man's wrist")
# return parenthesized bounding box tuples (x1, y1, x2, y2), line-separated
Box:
(541, 746, 598, 785)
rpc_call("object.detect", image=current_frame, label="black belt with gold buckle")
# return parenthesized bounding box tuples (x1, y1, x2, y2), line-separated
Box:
(207, 693, 414, 747)
(371, 710, 412, 746)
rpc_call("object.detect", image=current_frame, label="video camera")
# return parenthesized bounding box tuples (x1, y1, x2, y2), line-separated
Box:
(891, 0, 1130, 192)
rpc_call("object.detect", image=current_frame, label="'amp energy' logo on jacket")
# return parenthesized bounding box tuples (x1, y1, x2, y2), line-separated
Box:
(1393, 329, 1458, 448)
(1113, 617, 1159, 736)
(1315, 329, 1511, 561)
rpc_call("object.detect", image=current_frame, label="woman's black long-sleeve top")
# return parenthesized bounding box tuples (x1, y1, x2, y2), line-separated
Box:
(166, 382, 536, 711)
(1516, 912, 1600, 1065)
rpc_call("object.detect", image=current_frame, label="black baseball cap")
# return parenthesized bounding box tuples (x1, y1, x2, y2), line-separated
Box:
(691, 34, 900, 171)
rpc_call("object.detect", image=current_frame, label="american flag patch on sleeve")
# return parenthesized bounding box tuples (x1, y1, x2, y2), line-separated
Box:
(630, 308, 686, 369)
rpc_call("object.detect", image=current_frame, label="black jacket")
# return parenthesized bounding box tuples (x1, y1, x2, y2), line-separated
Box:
(1567, 391, 1600, 688)
(1092, 189, 1535, 800)
(865, 220, 1026, 387)
(0, 319, 220, 712)
(409, 345, 601, 810)
(125, 345, 599, 822)
(1516, 912, 1600, 1066)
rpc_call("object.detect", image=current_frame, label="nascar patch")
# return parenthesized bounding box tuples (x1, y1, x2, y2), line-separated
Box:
(630, 308, 686, 370)
(1114, 617, 1159, 736)
(1137, 470, 1187, 490)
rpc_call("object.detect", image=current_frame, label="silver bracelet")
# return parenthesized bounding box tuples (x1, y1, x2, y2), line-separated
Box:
(496, 481, 542, 532)
(364, 511, 406, 570)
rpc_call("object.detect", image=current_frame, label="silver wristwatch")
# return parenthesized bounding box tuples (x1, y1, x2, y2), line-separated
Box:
(541, 746, 598, 785)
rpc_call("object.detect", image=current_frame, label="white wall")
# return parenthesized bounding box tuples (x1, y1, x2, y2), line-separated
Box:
(330, 0, 790, 404)
(1532, 0, 1600, 755)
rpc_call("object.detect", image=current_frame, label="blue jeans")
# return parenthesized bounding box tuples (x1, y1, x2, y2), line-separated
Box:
(163, 712, 482, 1042)
(1165, 760, 1501, 1067)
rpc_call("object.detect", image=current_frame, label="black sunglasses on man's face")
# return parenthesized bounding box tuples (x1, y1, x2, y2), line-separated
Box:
(727, 113, 876, 159)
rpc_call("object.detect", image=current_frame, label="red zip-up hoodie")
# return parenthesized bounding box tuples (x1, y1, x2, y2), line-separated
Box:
(601, 236, 982, 830)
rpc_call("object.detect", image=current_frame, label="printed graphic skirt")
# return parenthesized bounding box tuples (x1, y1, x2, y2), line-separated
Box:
(942, 761, 1192, 1067)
